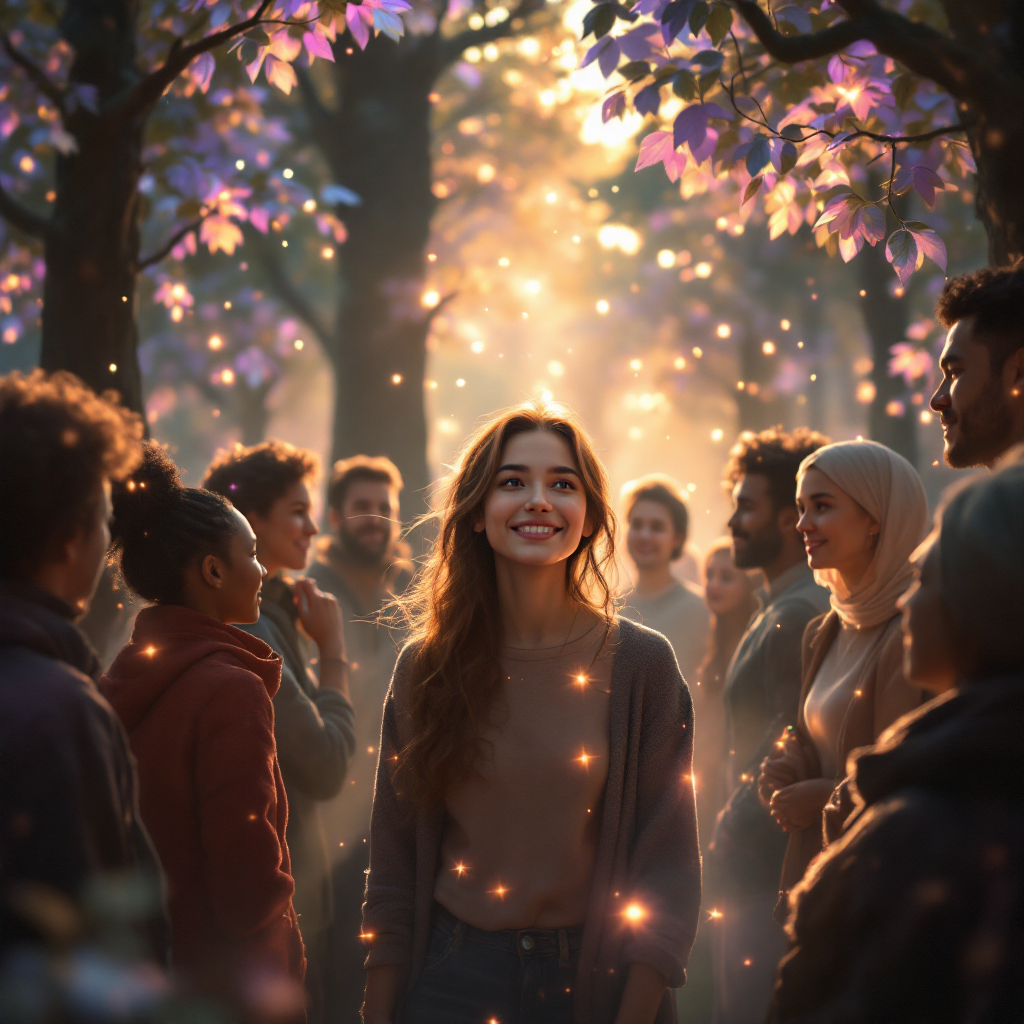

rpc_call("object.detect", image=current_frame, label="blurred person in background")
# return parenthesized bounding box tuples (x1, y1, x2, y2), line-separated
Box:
(306, 455, 412, 1023)
(757, 441, 928, 911)
(931, 264, 1024, 469)
(102, 443, 305, 1020)
(204, 442, 356, 1024)
(710, 426, 830, 1024)
(0, 371, 166, 959)
(771, 465, 1024, 1024)
(694, 538, 759, 842)
(620, 475, 710, 685)
(361, 403, 700, 1024)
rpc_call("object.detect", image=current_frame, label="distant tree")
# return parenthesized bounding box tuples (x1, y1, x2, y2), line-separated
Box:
(0, 0, 406, 411)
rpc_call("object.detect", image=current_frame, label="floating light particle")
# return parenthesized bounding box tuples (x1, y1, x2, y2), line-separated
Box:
(391, 374, 403, 385)
(208, 334, 223, 351)
(421, 289, 440, 309)
(519, 36, 540, 56)
(224, 301, 232, 309)
(171, 283, 187, 300)
(810, 373, 817, 381)
(212, 409, 220, 418)
(716, 323, 731, 339)
(524, 279, 541, 295)
(859, 289, 867, 297)
(715, 216, 728, 231)
(19, 155, 35, 173)
(454, 862, 467, 876)
(548, 360, 564, 376)
(657, 249, 676, 269)
(47, 190, 56, 202)
(687, 482, 696, 492)
(596, 299, 610, 315)
(427, 253, 438, 262)
(483, 43, 499, 61)
(456, 378, 466, 388)
(693, 346, 703, 358)
(545, 190, 557, 204)
(144, 645, 157, 657)
(597, 224, 641, 254)
(733, 224, 745, 236)
(281, 240, 288, 247)
(762, 340, 776, 355)
(471, 341, 485, 354)
(743, 959, 752, 967)
(694, 261, 713, 278)
(919, 410, 933, 424)
(498, 256, 510, 267)
(108, 363, 117, 372)
(429, 91, 441, 102)
(294, 339, 304, 351)
(575, 674, 587, 686)
(522, 312, 529, 319)
(624, 903, 646, 922)
(894, 286, 905, 298)
(321, 246, 334, 259)
(220, 368, 236, 385)
(886, 399, 905, 417)
(708, 909, 723, 920)
(711, 428, 724, 442)
(588, 188, 599, 198)
(628, 427, 643, 440)
(425, 380, 438, 389)
(302, 199, 317, 213)
(572, 235, 580, 244)
(491, 885, 507, 899)
(577, 750, 593, 767)
(737, 381, 745, 391)
(477, 163, 496, 183)
(122, 295, 128, 302)
(611, 185, 619, 193)
(171, 305, 184, 322)
(282, 168, 294, 179)
(797, 340, 804, 348)
(629, 358, 642, 371)
(673, 356, 686, 370)
(780, 319, 791, 330)
(856, 380, 877, 404)
(235, 159, 245, 170)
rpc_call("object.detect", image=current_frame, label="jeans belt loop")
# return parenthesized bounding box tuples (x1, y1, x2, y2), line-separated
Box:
(558, 928, 570, 966)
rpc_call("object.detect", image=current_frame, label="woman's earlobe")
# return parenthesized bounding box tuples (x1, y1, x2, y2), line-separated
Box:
(202, 555, 223, 589)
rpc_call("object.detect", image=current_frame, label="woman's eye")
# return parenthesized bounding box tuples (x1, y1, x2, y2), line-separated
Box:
(499, 476, 522, 488)
(552, 479, 574, 490)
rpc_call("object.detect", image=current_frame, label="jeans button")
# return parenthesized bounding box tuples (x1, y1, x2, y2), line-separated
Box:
(521, 934, 534, 951)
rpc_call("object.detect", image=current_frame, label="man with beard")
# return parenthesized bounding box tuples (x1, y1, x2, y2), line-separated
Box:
(307, 455, 411, 1024)
(709, 426, 830, 1024)
(931, 263, 1024, 469)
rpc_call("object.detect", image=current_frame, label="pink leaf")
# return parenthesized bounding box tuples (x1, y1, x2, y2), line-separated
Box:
(249, 207, 270, 234)
(190, 52, 215, 93)
(885, 229, 919, 286)
(303, 30, 335, 64)
(906, 223, 948, 272)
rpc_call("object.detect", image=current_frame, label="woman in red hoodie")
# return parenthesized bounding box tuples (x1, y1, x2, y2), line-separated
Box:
(102, 443, 305, 1018)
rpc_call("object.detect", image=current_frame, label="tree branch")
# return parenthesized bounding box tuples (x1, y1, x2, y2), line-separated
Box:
(730, 0, 996, 102)
(0, 29, 66, 110)
(137, 215, 207, 270)
(114, 0, 274, 122)
(439, 0, 546, 70)
(0, 179, 50, 238)
(248, 228, 333, 346)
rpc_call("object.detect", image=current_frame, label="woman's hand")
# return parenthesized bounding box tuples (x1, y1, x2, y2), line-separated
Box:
(293, 578, 346, 661)
(757, 736, 811, 807)
(768, 778, 835, 832)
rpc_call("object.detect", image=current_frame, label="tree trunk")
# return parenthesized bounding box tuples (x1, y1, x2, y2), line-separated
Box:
(39, 0, 146, 414)
(858, 235, 918, 466)
(315, 34, 442, 513)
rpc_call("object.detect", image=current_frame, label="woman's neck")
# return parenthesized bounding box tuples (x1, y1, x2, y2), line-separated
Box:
(494, 557, 593, 648)
(634, 563, 676, 597)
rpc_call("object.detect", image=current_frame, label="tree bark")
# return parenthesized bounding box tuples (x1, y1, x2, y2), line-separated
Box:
(36, 0, 146, 413)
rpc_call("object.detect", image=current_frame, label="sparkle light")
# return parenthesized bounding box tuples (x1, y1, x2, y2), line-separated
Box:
(391, 374, 403, 385)
(624, 903, 646, 922)
(421, 289, 441, 309)
(780, 319, 792, 330)
(716, 323, 731, 339)
(524, 279, 541, 295)
(498, 256, 510, 267)
(597, 224, 641, 255)
(694, 261, 713, 278)
(491, 885, 508, 899)
(144, 645, 157, 657)
(656, 249, 676, 269)
(708, 909, 723, 920)
(477, 163, 496, 184)
(692, 346, 703, 358)
(235, 159, 245, 170)
(207, 334, 223, 351)
(108, 363, 117, 372)
(302, 199, 317, 213)
(456, 378, 466, 388)
(471, 341, 485, 354)
(919, 410, 933, 424)
(220, 367, 236, 385)
(596, 299, 610, 315)
(282, 168, 294, 179)
(673, 356, 686, 370)
(577, 750, 593, 767)
(711, 428, 724, 442)
(321, 246, 335, 259)
(19, 155, 35, 173)
(547, 360, 564, 376)
(629, 358, 642, 371)
(545, 190, 558, 204)
(762, 340, 776, 355)
(575, 674, 587, 686)
(856, 380, 877, 404)
(171, 305, 184, 322)
(715, 216, 728, 230)
(294, 339, 304, 351)
(454, 862, 467, 877)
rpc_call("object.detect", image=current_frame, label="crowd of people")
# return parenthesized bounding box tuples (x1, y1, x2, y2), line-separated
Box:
(1, 263, 1022, 1024)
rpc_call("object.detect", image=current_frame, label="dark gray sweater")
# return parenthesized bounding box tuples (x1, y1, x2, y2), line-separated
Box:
(362, 617, 701, 1024)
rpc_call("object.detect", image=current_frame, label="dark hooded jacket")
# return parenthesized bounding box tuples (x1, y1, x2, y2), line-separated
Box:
(0, 581, 164, 954)
(101, 605, 305, 1004)
(771, 677, 1024, 1024)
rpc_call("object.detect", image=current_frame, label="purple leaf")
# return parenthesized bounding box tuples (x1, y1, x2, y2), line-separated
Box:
(673, 104, 707, 151)
(906, 221, 948, 272)
(859, 204, 886, 245)
(603, 91, 628, 122)
(190, 52, 215, 93)
(827, 54, 846, 84)
(619, 25, 661, 60)
(886, 229, 919, 286)
(911, 165, 946, 209)
(633, 83, 661, 117)
(598, 38, 621, 77)
(304, 30, 335, 63)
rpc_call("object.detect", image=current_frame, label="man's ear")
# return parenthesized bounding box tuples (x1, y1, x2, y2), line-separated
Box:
(777, 504, 799, 533)
(1007, 346, 1024, 398)
(200, 553, 224, 589)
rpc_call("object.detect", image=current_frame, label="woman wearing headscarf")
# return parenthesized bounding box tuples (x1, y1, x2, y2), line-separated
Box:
(769, 465, 1024, 1024)
(757, 440, 929, 901)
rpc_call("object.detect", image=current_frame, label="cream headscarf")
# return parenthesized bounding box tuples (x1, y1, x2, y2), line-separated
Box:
(797, 440, 929, 630)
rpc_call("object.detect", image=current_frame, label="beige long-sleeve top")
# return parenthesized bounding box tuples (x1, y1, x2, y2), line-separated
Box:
(362, 618, 701, 1024)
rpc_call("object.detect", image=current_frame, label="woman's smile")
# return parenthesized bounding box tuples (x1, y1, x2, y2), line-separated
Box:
(511, 521, 562, 537)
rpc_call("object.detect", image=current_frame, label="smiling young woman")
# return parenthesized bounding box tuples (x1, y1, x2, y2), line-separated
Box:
(757, 440, 930, 905)
(361, 402, 701, 1024)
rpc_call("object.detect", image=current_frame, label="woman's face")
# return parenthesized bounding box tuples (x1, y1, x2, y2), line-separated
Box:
(248, 479, 318, 575)
(796, 466, 879, 581)
(898, 534, 958, 693)
(213, 510, 268, 624)
(704, 547, 753, 619)
(476, 429, 592, 569)
(626, 499, 681, 571)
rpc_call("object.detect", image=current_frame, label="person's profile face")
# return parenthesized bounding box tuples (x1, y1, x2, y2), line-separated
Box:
(213, 510, 267, 625)
(727, 473, 784, 570)
(898, 534, 957, 693)
(475, 429, 592, 571)
(69, 480, 113, 618)
(626, 499, 681, 572)
(249, 479, 317, 575)
(704, 548, 752, 619)
(930, 317, 1016, 468)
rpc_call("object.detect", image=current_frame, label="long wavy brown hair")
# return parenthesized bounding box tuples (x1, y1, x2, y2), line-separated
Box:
(395, 401, 617, 806)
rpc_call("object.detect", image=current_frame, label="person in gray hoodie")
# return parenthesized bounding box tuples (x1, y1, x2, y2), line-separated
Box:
(204, 441, 355, 1024)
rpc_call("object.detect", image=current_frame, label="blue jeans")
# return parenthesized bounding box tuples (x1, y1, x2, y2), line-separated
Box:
(403, 904, 583, 1024)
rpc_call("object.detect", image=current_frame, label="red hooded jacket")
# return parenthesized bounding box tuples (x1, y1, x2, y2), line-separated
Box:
(102, 605, 305, 1007)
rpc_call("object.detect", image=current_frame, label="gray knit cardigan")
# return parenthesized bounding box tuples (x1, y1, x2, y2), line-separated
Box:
(362, 617, 701, 1024)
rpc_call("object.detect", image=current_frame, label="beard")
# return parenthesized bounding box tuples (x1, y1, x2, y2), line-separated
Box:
(732, 521, 784, 570)
(337, 523, 392, 568)
(943, 374, 1015, 468)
